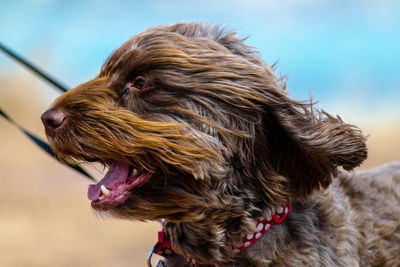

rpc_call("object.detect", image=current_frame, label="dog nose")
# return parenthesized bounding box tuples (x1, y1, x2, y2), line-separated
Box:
(41, 108, 66, 135)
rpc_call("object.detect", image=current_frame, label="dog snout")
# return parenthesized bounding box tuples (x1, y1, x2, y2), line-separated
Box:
(41, 108, 66, 135)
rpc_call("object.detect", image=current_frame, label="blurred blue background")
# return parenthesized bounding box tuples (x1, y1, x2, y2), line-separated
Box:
(0, 1, 399, 266)
(1, 0, 399, 118)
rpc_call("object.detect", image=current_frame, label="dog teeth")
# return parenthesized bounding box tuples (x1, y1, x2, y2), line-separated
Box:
(100, 185, 111, 196)
(129, 167, 138, 177)
(98, 196, 104, 200)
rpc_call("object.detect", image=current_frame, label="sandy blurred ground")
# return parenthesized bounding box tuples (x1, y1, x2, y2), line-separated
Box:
(0, 75, 399, 267)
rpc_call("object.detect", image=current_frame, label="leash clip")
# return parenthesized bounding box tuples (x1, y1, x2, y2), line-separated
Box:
(147, 220, 170, 267)
(147, 247, 166, 267)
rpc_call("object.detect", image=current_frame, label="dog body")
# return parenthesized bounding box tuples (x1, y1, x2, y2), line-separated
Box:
(242, 163, 400, 267)
(165, 163, 400, 267)
(41, 23, 400, 266)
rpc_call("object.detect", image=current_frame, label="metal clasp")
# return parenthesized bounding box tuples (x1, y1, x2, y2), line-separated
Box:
(147, 246, 166, 267)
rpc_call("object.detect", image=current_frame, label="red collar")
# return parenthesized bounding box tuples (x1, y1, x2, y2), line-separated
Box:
(148, 203, 291, 266)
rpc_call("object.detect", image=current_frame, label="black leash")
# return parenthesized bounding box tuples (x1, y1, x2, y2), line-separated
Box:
(0, 42, 68, 93)
(0, 109, 95, 181)
(0, 42, 95, 181)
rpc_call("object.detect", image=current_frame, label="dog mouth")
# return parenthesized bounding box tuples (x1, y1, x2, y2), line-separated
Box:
(87, 161, 152, 211)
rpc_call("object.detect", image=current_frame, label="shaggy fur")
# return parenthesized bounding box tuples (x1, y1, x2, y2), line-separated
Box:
(42, 22, 400, 266)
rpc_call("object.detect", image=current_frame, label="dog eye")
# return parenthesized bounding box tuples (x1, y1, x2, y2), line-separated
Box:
(120, 77, 146, 98)
(134, 77, 145, 90)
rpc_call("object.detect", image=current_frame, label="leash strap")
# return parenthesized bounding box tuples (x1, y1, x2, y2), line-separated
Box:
(0, 42, 94, 181)
(0, 108, 95, 181)
(0, 42, 68, 93)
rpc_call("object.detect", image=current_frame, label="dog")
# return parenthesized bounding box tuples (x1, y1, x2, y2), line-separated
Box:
(41, 22, 400, 266)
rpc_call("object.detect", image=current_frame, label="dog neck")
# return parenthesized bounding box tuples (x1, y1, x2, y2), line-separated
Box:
(230, 203, 291, 256)
(151, 203, 291, 265)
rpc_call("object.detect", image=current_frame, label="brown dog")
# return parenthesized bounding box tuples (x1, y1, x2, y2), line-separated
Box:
(41, 22, 400, 266)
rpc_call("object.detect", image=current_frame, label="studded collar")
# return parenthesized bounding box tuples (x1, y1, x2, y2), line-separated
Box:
(148, 203, 292, 266)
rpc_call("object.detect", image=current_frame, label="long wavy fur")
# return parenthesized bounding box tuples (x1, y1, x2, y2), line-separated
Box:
(44, 22, 400, 266)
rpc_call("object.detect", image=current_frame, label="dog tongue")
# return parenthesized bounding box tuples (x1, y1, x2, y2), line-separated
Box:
(87, 161, 130, 200)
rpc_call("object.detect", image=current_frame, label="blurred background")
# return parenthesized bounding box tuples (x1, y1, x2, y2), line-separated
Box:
(0, 0, 399, 266)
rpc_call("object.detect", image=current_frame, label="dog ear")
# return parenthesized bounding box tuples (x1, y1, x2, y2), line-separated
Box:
(256, 90, 368, 200)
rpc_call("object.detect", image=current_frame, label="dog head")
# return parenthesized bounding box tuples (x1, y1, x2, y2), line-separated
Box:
(41, 23, 367, 222)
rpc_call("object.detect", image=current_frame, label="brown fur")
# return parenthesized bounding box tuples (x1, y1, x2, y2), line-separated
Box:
(42, 23, 400, 266)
